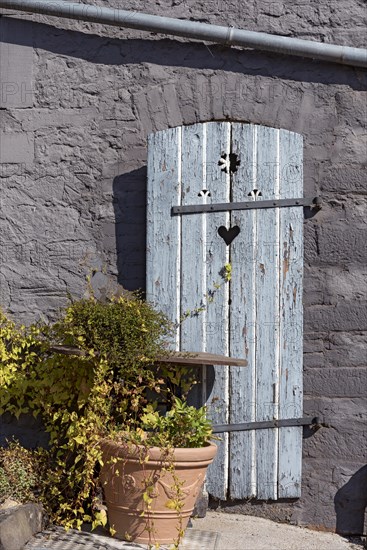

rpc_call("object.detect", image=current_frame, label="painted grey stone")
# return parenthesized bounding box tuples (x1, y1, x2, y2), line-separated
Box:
(0, 133, 34, 164)
(305, 303, 367, 332)
(0, 0, 366, 535)
(304, 367, 367, 398)
(0, 19, 33, 109)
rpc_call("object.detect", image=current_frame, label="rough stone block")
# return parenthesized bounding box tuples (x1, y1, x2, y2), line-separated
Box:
(16, 107, 97, 132)
(304, 367, 367, 398)
(176, 76, 198, 124)
(192, 486, 209, 518)
(132, 91, 154, 136)
(335, 91, 367, 125)
(208, 74, 226, 121)
(0, 133, 34, 164)
(305, 303, 367, 332)
(161, 83, 183, 128)
(333, 464, 367, 536)
(300, 459, 367, 534)
(322, 331, 367, 368)
(303, 352, 324, 369)
(304, 419, 366, 461)
(0, 19, 33, 108)
(146, 86, 169, 132)
(303, 224, 319, 265)
(0, 503, 43, 550)
(331, 128, 367, 163)
(193, 74, 212, 123)
(303, 334, 326, 354)
(320, 163, 367, 194)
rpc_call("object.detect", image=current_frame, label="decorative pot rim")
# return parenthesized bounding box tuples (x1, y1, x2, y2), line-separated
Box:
(99, 436, 217, 463)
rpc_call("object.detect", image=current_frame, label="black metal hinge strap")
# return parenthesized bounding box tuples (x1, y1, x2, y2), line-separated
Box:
(212, 416, 327, 433)
(172, 197, 322, 215)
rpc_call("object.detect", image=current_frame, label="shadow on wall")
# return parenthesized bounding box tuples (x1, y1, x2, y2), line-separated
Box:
(113, 167, 147, 293)
(1, 17, 366, 89)
(0, 413, 49, 449)
(334, 465, 367, 536)
(112, 165, 215, 409)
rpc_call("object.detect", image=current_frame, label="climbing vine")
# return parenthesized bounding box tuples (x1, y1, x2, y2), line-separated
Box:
(178, 262, 232, 323)
(0, 293, 174, 530)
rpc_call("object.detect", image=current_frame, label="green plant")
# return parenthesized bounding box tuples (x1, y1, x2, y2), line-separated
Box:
(0, 440, 46, 504)
(101, 399, 217, 548)
(0, 309, 45, 418)
(0, 285, 218, 546)
(48, 292, 174, 428)
(100, 398, 217, 549)
(178, 262, 232, 323)
(0, 292, 196, 527)
(139, 397, 213, 448)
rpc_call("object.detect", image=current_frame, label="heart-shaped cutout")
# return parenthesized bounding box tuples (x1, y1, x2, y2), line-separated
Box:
(218, 225, 240, 246)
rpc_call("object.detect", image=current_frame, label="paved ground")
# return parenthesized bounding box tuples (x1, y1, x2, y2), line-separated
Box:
(24, 511, 364, 550)
(192, 511, 364, 550)
(24, 524, 218, 550)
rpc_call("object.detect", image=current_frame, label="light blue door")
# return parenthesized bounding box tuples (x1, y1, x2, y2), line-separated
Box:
(147, 122, 303, 500)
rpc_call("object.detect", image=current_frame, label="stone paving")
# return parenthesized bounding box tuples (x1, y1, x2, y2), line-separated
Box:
(24, 525, 219, 550)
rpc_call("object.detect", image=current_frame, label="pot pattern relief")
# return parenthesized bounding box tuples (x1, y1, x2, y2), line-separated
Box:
(120, 474, 136, 492)
(104, 466, 204, 506)
(103, 469, 140, 504)
(158, 473, 204, 501)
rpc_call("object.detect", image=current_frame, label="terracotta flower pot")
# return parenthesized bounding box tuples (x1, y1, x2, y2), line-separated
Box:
(100, 438, 217, 546)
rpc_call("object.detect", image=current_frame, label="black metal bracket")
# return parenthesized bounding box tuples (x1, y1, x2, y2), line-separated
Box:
(212, 416, 328, 434)
(172, 197, 322, 216)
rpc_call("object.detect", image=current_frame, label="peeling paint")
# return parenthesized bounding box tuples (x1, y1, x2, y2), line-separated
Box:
(148, 122, 304, 504)
(289, 223, 294, 242)
(283, 241, 290, 278)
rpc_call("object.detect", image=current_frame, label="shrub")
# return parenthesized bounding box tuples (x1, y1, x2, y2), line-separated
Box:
(0, 441, 45, 504)
(0, 292, 176, 529)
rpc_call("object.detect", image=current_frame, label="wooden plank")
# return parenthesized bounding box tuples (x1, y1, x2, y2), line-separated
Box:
(156, 351, 247, 367)
(255, 126, 280, 501)
(146, 127, 181, 349)
(202, 122, 231, 499)
(50, 345, 85, 356)
(278, 130, 304, 498)
(229, 123, 257, 498)
(50, 347, 247, 367)
(179, 123, 207, 357)
(146, 122, 304, 503)
(179, 123, 207, 383)
(179, 124, 208, 412)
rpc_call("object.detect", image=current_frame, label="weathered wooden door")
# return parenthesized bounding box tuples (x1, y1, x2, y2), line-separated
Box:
(146, 122, 303, 500)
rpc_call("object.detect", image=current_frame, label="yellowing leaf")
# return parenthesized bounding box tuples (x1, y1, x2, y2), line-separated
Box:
(165, 499, 176, 510)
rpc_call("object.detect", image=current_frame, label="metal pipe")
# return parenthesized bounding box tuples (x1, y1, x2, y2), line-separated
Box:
(0, 0, 366, 68)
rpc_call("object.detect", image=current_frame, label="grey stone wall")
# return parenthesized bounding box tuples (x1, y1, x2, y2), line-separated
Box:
(0, 0, 366, 535)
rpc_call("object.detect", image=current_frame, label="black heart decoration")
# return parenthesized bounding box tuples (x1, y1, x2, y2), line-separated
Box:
(218, 225, 240, 246)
